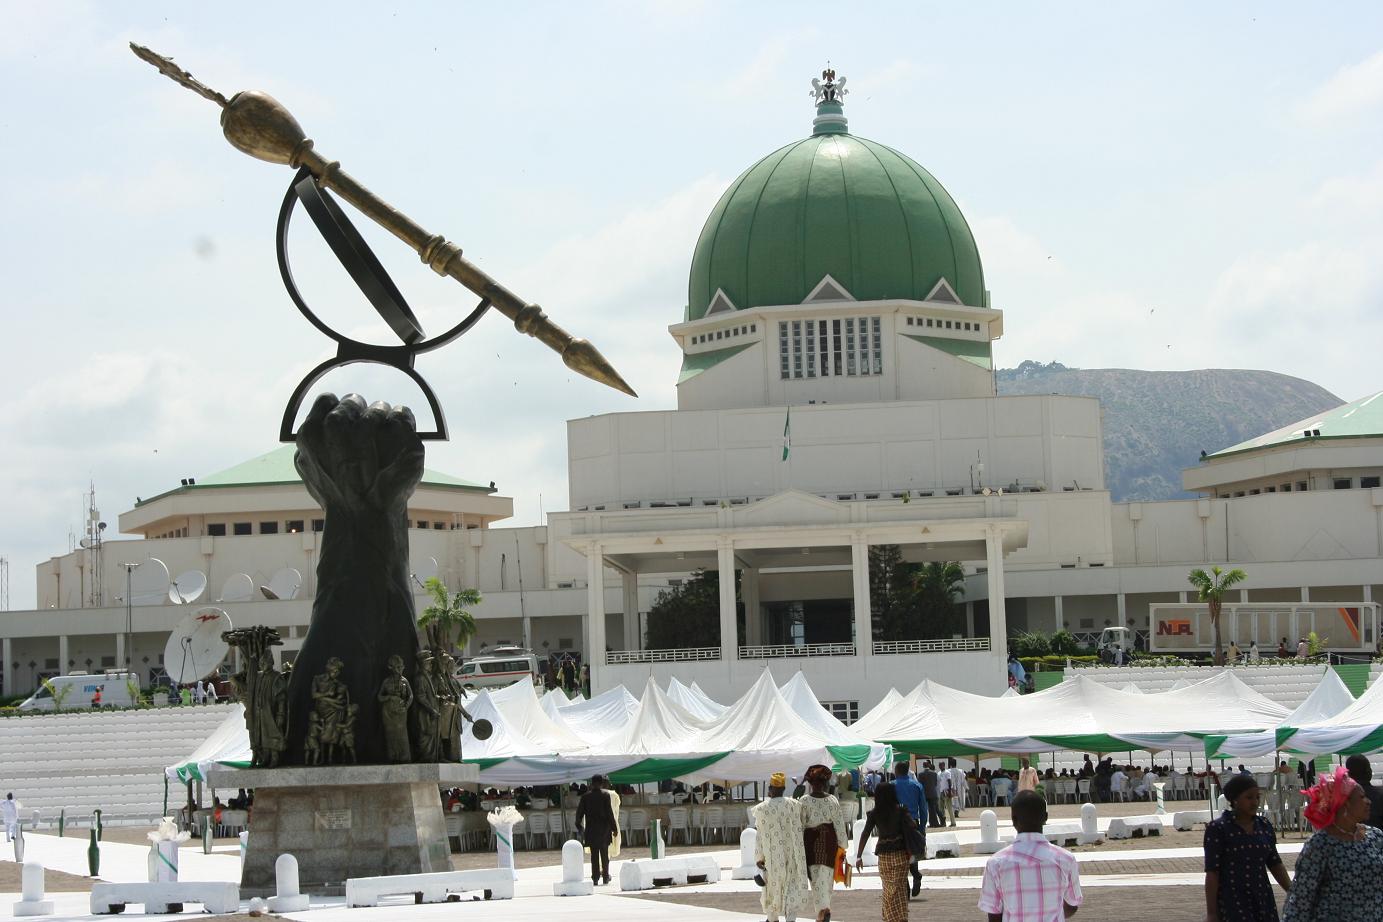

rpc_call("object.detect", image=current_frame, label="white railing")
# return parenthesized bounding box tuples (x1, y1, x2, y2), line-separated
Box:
(738, 643, 857, 659)
(872, 638, 992, 655)
(605, 647, 722, 665)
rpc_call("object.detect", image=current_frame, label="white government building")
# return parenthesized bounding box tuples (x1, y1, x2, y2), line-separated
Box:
(4, 77, 1381, 718)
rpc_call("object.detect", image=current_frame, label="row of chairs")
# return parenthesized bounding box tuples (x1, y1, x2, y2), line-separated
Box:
(663, 805, 749, 845)
(513, 804, 751, 851)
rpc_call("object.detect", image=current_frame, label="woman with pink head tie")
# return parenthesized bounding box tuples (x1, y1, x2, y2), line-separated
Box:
(1281, 765, 1383, 921)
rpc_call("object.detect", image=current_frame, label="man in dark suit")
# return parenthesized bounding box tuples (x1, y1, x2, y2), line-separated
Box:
(575, 773, 617, 885)
(1345, 755, 1383, 830)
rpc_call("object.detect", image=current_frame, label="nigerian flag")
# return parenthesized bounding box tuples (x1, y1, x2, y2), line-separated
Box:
(781, 406, 791, 461)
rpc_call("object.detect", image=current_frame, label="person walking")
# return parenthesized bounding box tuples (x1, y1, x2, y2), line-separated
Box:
(978, 791, 1083, 921)
(800, 764, 847, 922)
(1, 793, 18, 843)
(891, 761, 926, 897)
(1282, 766, 1383, 921)
(752, 771, 810, 922)
(919, 761, 942, 828)
(1016, 757, 1039, 794)
(1203, 774, 1291, 922)
(855, 780, 916, 922)
(574, 774, 617, 886)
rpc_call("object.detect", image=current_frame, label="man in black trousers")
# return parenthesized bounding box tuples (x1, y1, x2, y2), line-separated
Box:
(575, 774, 617, 886)
(919, 761, 942, 828)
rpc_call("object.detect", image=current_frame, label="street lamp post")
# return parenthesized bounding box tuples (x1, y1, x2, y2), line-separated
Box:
(121, 563, 140, 675)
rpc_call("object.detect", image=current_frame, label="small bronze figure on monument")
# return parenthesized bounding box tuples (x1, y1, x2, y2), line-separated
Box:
(223, 626, 287, 767)
(305, 657, 357, 765)
(410, 650, 441, 763)
(377, 654, 414, 763)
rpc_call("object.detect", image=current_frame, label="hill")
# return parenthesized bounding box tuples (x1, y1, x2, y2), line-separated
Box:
(995, 362, 1343, 501)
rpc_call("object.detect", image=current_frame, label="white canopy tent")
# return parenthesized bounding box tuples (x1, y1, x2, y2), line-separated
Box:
(1208, 668, 1381, 758)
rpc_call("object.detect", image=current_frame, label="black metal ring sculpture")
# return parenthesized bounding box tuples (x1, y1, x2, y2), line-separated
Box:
(275, 167, 490, 441)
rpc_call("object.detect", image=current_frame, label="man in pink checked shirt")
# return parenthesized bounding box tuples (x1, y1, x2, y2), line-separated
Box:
(978, 791, 1083, 922)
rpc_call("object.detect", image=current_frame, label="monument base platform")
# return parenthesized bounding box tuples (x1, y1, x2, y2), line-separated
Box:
(207, 763, 479, 896)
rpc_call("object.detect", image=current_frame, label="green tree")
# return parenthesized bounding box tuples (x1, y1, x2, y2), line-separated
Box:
(1187, 565, 1247, 666)
(40, 677, 72, 712)
(913, 561, 966, 639)
(870, 544, 918, 640)
(645, 569, 735, 649)
(418, 577, 482, 652)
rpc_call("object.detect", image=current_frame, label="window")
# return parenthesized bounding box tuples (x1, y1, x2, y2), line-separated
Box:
(1281, 483, 1292, 492)
(206, 523, 226, 537)
(750, 324, 756, 333)
(945, 320, 953, 329)
(1334, 478, 1352, 490)
(778, 316, 883, 379)
(926, 318, 934, 327)
(417, 521, 429, 529)
(312, 518, 325, 532)
(101, 656, 115, 668)
(286, 520, 304, 533)
(821, 700, 860, 725)
(434, 522, 446, 530)
(1362, 476, 1381, 489)
(260, 521, 279, 534)
(1265, 486, 1276, 493)
(233, 522, 252, 536)
(1297, 481, 1308, 492)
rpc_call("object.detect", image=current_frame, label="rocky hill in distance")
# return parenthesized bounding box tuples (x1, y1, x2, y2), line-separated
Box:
(996, 361, 1343, 502)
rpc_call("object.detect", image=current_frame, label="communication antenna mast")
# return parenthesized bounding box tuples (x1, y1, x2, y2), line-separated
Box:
(80, 482, 107, 608)
(513, 532, 529, 648)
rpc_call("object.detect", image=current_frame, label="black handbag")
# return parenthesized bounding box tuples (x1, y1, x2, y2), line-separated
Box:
(902, 808, 926, 857)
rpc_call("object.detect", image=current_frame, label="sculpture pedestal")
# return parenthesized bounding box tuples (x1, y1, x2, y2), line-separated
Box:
(207, 763, 478, 896)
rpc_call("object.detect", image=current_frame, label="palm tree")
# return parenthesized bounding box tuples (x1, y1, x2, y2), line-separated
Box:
(418, 577, 482, 653)
(1188, 565, 1247, 666)
(913, 561, 966, 638)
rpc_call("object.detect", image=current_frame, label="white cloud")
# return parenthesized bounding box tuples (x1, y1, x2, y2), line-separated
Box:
(1301, 48, 1383, 121)
(1311, 159, 1383, 216)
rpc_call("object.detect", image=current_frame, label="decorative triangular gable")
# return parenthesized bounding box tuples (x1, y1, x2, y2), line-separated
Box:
(706, 288, 737, 316)
(738, 490, 850, 527)
(803, 275, 855, 303)
(925, 278, 961, 304)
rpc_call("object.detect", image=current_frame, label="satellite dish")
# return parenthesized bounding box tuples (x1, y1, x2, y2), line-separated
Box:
(260, 568, 302, 601)
(218, 573, 255, 603)
(169, 570, 208, 604)
(411, 556, 439, 590)
(129, 557, 171, 606)
(163, 606, 232, 684)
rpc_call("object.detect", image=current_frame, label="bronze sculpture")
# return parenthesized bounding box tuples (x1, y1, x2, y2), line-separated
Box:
(305, 656, 357, 765)
(377, 654, 414, 763)
(409, 651, 441, 763)
(223, 627, 288, 767)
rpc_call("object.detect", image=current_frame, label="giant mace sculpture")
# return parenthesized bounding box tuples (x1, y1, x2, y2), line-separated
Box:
(132, 43, 634, 769)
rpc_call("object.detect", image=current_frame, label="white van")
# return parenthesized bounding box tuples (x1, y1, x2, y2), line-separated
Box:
(455, 646, 538, 690)
(17, 671, 138, 711)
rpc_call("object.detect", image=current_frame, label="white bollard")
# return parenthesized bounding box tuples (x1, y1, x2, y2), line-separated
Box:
(13, 861, 54, 916)
(731, 827, 759, 879)
(552, 839, 594, 896)
(974, 809, 1003, 854)
(851, 818, 877, 867)
(153, 840, 179, 882)
(1216, 794, 1228, 812)
(267, 853, 309, 912)
(1078, 803, 1101, 844)
(239, 831, 249, 864)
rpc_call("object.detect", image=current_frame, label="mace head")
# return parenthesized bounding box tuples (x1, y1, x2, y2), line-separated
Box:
(221, 91, 310, 166)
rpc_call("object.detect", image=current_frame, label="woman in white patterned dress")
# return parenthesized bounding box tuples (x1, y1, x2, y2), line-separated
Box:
(800, 764, 849, 922)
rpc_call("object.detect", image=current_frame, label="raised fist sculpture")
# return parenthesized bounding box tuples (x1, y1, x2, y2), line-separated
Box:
(286, 393, 425, 765)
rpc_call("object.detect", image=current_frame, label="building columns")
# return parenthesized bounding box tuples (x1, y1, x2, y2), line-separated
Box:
(115, 633, 125, 672)
(717, 540, 737, 660)
(742, 568, 761, 646)
(1300, 587, 1311, 603)
(1, 638, 10, 697)
(1116, 593, 1127, 627)
(850, 537, 873, 657)
(621, 572, 640, 652)
(1054, 596, 1064, 632)
(585, 543, 606, 687)
(59, 635, 69, 674)
(985, 527, 1008, 652)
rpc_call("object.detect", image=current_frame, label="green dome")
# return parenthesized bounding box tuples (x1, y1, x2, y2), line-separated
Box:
(687, 132, 985, 321)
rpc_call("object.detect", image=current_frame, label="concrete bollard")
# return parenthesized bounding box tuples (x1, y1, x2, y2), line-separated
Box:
(13, 823, 24, 863)
(975, 809, 1003, 854)
(1078, 803, 1101, 844)
(239, 831, 249, 863)
(13, 861, 54, 916)
(1216, 794, 1228, 812)
(267, 854, 310, 912)
(851, 818, 878, 866)
(552, 839, 593, 896)
(732, 827, 759, 879)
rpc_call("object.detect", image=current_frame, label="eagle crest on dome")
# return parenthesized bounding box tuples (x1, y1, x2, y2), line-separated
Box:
(809, 67, 848, 105)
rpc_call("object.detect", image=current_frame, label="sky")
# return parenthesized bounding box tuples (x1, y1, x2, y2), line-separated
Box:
(2, 2, 1381, 610)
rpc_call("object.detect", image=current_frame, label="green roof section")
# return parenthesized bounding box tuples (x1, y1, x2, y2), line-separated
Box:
(1206, 390, 1383, 459)
(137, 446, 493, 508)
(903, 334, 993, 370)
(688, 132, 985, 320)
(677, 342, 754, 385)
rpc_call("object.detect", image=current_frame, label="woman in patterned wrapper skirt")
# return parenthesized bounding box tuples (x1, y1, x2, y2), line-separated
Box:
(856, 780, 913, 922)
(801, 764, 848, 922)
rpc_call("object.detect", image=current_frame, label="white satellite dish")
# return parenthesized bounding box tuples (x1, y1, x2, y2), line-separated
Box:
(260, 568, 302, 601)
(163, 606, 232, 684)
(218, 573, 255, 603)
(129, 557, 171, 606)
(169, 570, 208, 604)
(411, 556, 440, 591)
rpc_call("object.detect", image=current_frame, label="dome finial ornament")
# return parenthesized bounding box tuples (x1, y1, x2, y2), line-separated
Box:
(809, 64, 849, 135)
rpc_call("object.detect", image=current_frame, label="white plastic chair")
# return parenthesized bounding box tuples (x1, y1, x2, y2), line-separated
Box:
(1076, 779, 1091, 803)
(547, 810, 565, 849)
(668, 806, 692, 845)
(628, 808, 650, 846)
(992, 778, 1013, 806)
(723, 804, 747, 842)
(526, 811, 549, 850)
(703, 805, 725, 844)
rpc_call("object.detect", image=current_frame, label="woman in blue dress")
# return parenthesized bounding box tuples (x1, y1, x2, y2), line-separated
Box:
(1203, 774, 1292, 921)
(1282, 765, 1383, 922)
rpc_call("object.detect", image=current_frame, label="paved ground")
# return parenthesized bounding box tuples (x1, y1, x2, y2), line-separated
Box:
(0, 858, 92, 891)
(638, 884, 1287, 921)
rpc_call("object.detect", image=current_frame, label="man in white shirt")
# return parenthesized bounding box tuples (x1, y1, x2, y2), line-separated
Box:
(978, 791, 1082, 922)
(937, 766, 954, 825)
(947, 759, 968, 821)
(1, 793, 19, 843)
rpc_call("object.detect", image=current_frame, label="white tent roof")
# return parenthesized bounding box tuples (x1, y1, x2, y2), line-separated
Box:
(666, 677, 728, 720)
(1286, 669, 1356, 726)
(165, 705, 253, 782)
(539, 685, 640, 747)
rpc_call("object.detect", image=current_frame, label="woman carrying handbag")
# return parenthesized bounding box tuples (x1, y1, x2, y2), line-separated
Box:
(856, 780, 925, 921)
